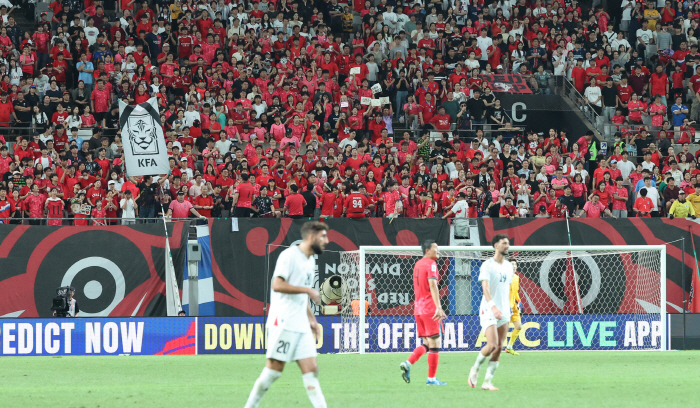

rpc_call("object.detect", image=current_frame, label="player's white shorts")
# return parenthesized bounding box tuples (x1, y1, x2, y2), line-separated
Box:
(479, 308, 510, 330)
(265, 326, 317, 363)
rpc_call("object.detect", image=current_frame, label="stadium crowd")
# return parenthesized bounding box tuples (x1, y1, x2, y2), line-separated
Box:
(0, 0, 698, 223)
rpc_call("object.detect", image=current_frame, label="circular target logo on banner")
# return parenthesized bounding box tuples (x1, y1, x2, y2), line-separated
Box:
(34, 230, 153, 317)
(61, 257, 126, 317)
(539, 251, 601, 310)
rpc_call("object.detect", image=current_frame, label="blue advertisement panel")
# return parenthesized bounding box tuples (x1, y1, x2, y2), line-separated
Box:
(198, 314, 664, 354)
(0, 314, 665, 356)
(0, 318, 195, 356)
(339, 315, 664, 352)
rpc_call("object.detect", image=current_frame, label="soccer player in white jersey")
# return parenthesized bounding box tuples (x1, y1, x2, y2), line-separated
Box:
(468, 234, 514, 391)
(244, 221, 329, 408)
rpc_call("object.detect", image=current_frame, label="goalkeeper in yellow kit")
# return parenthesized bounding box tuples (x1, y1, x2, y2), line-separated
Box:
(505, 260, 522, 356)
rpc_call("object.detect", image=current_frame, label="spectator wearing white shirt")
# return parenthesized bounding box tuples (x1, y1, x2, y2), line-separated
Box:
(584, 77, 603, 116)
(395, 8, 409, 33)
(636, 177, 661, 214)
(252, 96, 267, 119)
(448, 160, 463, 179)
(383, 6, 398, 33)
(183, 103, 201, 127)
(120, 190, 138, 225)
(636, 20, 655, 60)
(476, 29, 493, 63)
(532, 5, 547, 18)
(617, 151, 636, 187)
(83, 18, 100, 46)
(620, 0, 634, 32)
(442, 193, 469, 218)
(552, 46, 568, 76)
(215, 138, 232, 157)
(410, 23, 425, 43)
(610, 32, 630, 51)
(339, 131, 358, 150)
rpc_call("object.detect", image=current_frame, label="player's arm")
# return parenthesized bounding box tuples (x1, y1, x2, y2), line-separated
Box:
(230, 191, 239, 207)
(481, 280, 502, 319)
(307, 303, 321, 340)
(428, 278, 446, 321)
(272, 277, 321, 304)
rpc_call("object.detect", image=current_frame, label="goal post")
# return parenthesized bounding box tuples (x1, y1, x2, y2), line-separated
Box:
(339, 245, 668, 354)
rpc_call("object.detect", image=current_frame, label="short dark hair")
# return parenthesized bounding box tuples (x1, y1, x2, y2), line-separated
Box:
(421, 239, 436, 255)
(492, 233, 509, 247)
(300, 221, 329, 239)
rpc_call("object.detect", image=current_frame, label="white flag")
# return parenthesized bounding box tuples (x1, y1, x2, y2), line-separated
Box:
(165, 238, 183, 316)
(119, 98, 170, 177)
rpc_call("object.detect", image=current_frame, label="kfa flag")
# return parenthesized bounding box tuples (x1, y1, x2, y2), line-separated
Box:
(119, 98, 170, 176)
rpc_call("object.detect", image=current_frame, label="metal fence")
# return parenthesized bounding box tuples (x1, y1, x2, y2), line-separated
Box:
(553, 76, 604, 137)
(1, 217, 207, 225)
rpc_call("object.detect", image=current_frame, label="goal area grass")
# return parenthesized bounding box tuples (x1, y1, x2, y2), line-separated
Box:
(1, 351, 697, 407)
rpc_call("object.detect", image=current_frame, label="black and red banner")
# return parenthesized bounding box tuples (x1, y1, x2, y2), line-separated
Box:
(478, 218, 698, 314)
(208, 218, 450, 316)
(0, 223, 189, 318)
(479, 74, 532, 93)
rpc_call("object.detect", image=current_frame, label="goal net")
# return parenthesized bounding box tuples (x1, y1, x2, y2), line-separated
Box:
(338, 246, 667, 353)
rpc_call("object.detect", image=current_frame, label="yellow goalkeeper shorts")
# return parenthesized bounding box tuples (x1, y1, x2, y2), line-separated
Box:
(510, 310, 521, 323)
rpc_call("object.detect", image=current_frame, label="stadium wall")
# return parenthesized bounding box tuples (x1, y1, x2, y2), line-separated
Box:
(0, 219, 696, 318)
(477, 218, 697, 314)
(0, 223, 190, 318)
(210, 218, 451, 317)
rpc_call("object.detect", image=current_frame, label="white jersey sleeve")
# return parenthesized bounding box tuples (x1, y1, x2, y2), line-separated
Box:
(477, 258, 494, 283)
(272, 248, 292, 281)
(266, 246, 316, 333)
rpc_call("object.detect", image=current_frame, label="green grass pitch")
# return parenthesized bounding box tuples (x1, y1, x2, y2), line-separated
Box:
(1, 351, 698, 407)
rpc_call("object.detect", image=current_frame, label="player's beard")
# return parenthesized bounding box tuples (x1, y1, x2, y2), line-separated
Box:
(499, 248, 509, 257)
(311, 239, 325, 255)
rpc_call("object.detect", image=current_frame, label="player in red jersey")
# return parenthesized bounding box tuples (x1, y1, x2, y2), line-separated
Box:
(400, 240, 447, 386)
(343, 184, 369, 219)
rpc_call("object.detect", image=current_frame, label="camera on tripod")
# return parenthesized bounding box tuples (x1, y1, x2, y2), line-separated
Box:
(51, 286, 74, 317)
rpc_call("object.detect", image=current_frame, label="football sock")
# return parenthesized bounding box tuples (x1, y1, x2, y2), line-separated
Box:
(508, 329, 521, 347)
(485, 361, 499, 382)
(408, 344, 429, 365)
(473, 352, 488, 369)
(244, 367, 282, 408)
(302, 372, 327, 408)
(427, 348, 439, 378)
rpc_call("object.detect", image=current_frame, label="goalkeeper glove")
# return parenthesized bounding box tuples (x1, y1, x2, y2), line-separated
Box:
(693, 215, 697, 220)
(669, 215, 674, 220)
(518, 302, 523, 313)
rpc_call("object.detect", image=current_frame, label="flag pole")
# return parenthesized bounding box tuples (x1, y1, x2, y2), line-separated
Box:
(565, 208, 583, 313)
(159, 182, 182, 316)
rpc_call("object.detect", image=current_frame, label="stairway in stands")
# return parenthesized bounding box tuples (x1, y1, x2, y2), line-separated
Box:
(12, 6, 38, 36)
